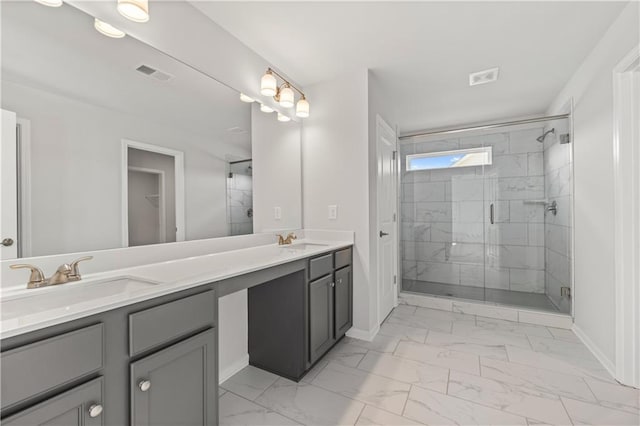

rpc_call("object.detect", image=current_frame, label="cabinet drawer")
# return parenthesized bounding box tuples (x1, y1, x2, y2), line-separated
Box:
(334, 247, 352, 269)
(129, 290, 215, 356)
(309, 253, 333, 281)
(1, 324, 103, 410)
(3, 377, 104, 426)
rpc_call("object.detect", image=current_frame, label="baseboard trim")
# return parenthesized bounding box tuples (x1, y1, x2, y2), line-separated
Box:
(219, 354, 249, 384)
(346, 324, 380, 342)
(573, 324, 616, 378)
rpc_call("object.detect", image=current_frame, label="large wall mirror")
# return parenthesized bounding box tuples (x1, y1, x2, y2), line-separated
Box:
(1, 2, 298, 259)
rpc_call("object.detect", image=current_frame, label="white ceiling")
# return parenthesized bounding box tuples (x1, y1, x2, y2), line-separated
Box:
(193, 1, 628, 133)
(1, 1, 251, 153)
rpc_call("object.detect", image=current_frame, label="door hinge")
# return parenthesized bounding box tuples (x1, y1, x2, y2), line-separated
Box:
(393, 213, 397, 222)
(392, 151, 397, 160)
(393, 275, 397, 285)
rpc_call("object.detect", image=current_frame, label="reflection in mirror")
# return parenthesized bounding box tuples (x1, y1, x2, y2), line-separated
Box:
(1, 2, 254, 258)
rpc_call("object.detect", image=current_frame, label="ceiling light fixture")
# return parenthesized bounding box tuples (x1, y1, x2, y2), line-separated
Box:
(239, 93, 255, 103)
(259, 67, 310, 119)
(117, 0, 149, 23)
(260, 104, 274, 113)
(94, 18, 126, 38)
(277, 113, 291, 122)
(34, 0, 63, 7)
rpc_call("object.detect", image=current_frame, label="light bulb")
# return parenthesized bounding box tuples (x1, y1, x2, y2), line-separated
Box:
(279, 85, 294, 108)
(117, 0, 149, 23)
(94, 19, 126, 38)
(277, 113, 291, 122)
(239, 93, 255, 103)
(34, 0, 63, 6)
(296, 97, 310, 118)
(260, 71, 277, 97)
(260, 104, 274, 113)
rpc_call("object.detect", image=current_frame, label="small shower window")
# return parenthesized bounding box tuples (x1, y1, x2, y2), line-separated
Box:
(406, 146, 492, 171)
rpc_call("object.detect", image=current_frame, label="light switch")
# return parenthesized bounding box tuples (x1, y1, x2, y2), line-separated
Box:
(328, 205, 337, 220)
(274, 206, 282, 220)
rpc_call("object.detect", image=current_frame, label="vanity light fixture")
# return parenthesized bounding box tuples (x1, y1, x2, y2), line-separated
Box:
(277, 112, 291, 122)
(260, 67, 310, 118)
(117, 0, 149, 23)
(94, 19, 126, 38)
(260, 104, 274, 113)
(34, 0, 63, 7)
(239, 93, 255, 103)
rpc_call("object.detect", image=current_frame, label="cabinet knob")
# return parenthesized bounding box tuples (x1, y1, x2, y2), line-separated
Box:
(337, 278, 343, 284)
(330, 282, 335, 288)
(138, 380, 151, 392)
(88, 404, 103, 418)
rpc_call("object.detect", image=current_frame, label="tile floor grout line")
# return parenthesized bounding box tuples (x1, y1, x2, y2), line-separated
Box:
(558, 395, 577, 426)
(401, 385, 413, 419)
(352, 402, 367, 425)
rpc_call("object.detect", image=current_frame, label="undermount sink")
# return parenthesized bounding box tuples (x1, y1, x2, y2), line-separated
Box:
(279, 243, 329, 251)
(1, 276, 160, 321)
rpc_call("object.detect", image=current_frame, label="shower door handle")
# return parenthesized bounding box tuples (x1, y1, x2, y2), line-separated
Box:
(490, 203, 495, 225)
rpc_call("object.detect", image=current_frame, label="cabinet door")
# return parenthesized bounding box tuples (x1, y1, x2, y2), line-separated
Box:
(2, 378, 104, 426)
(334, 266, 352, 339)
(130, 329, 216, 426)
(309, 274, 334, 364)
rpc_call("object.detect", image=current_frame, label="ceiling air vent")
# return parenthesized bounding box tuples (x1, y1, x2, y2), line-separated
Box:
(469, 67, 500, 86)
(135, 64, 174, 82)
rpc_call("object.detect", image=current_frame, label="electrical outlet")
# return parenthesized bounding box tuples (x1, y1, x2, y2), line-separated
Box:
(274, 206, 281, 220)
(328, 205, 337, 220)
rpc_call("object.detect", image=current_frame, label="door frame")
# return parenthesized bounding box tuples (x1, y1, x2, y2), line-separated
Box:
(121, 139, 185, 247)
(613, 45, 640, 388)
(128, 166, 167, 244)
(375, 114, 398, 326)
(16, 118, 32, 258)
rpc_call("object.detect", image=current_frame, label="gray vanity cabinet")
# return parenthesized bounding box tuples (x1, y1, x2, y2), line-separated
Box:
(309, 274, 335, 364)
(131, 329, 216, 426)
(2, 378, 104, 426)
(334, 265, 352, 340)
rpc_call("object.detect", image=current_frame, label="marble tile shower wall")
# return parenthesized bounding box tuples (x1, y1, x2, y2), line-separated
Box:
(227, 173, 253, 236)
(543, 123, 572, 313)
(400, 128, 546, 293)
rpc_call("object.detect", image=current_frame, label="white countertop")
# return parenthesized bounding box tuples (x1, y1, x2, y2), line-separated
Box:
(0, 239, 352, 340)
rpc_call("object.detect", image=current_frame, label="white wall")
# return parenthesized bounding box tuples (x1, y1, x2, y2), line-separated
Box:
(547, 1, 639, 366)
(303, 70, 372, 335)
(2, 81, 247, 256)
(251, 104, 302, 232)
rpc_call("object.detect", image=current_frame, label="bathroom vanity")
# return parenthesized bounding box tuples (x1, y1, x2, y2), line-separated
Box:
(0, 242, 353, 426)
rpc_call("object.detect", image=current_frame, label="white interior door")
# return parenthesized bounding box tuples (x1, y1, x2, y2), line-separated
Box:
(1, 109, 18, 260)
(376, 115, 398, 324)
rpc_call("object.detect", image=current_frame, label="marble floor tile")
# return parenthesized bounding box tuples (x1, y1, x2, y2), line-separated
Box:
(475, 317, 553, 338)
(312, 362, 410, 415)
(451, 321, 533, 349)
(394, 341, 481, 375)
(413, 306, 474, 322)
(547, 327, 581, 342)
(301, 359, 329, 384)
(357, 351, 449, 393)
(404, 385, 528, 425)
(355, 405, 423, 426)
(386, 312, 455, 333)
(379, 322, 428, 343)
(344, 333, 402, 354)
(585, 377, 640, 414)
(255, 378, 365, 426)
(527, 335, 600, 362)
(506, 345, 614, 382)
(323, 341, 369, 368)
(562, 397, 640, 425)
(447, 370, 572, 425)
(220, 366, 279, 401)
(480, 357, 597, 403)
(393, 304, 418, 316)
(219, 392, 301, 425)
(425, 330, 509, 360)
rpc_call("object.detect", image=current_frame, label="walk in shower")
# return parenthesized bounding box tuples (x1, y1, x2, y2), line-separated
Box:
(399, 116, 573, 314)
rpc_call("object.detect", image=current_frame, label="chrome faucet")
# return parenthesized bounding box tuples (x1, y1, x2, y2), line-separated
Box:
(10, 256, 94, 289)
(277, 233, 297, 245)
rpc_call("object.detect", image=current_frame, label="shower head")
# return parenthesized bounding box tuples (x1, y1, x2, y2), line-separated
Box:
(536, 128, 555, 143)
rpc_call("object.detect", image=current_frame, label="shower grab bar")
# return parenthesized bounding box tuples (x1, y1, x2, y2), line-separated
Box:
(490, 203, 495, 224)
